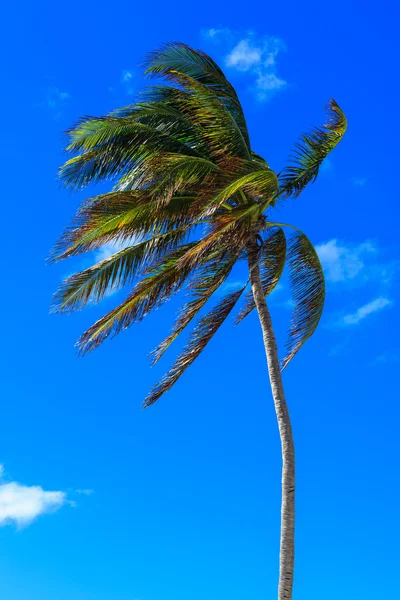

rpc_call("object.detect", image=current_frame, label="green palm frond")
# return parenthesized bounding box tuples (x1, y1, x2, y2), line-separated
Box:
(178, 204, 260, 268)
(51, 227, 192, 313)
(198, 167, 278, 217)
(151, 248, 241, 364)
(251, 151, 269, 168)
(144, 42, 250, 151)
(60, 118, 201, 190)
(149, 154, 219, 205)
(279, 99, 347, 198)
(49, 192, 197, 262)
(281, 232, 325, 369)
(144, 63, 251, 161)
(143, 287, 245, 407)
(133, 101, 209, 156)
(236, 227, 286, 323)
(76, 243, 198, 355)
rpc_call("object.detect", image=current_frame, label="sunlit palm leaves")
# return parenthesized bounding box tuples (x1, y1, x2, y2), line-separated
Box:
(279, 99, 347, 198)
(76, 243, 198, 355)
(51, 41, 346, 405)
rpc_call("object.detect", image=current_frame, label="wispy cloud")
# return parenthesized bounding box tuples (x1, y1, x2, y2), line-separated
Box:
(94, 243, 121, 263)
(75, 488, 94, 496)
(316, 238, 399, 291)
(316, 239, 377, 283)
(342, 297, 393, 325)
(203, 28, 287, 101)
(220, 280, 247, 294)
(0, 465, 69, 528)
(94, 238, 136, 263)
(316, 238, 398, 331)
(121, 70, 133, 83)
(120, 69, 136, 95)
(108, 70, 137, 96)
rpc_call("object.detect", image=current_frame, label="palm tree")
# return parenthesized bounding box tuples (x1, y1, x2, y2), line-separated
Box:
(49, 43, 347, 600)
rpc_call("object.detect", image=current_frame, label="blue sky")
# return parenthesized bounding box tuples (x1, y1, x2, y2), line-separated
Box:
(1, 1, 399, 598)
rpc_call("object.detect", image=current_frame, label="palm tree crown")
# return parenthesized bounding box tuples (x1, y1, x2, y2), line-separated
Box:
(50, 42, 347, 407)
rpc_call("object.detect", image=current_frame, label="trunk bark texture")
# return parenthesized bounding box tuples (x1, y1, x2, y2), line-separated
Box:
(248, 245, 295, 600)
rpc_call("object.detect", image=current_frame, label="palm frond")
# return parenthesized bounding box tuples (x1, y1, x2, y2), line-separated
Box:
(198, 167, 278, 217)
(279, 99, 347, 198)
(149, 154, 219, 205)
(49, 192, 197, 262)
(236, 227, 286, 323)
(281, 232, 325, 369)
(51, 227, 192, 313)
(60, 118, 200, 190)
(143, 287, 245, 407)
(144, 42, 250, 151)
(144, 65, 251, 160)
(179, 204, 260, 268)
(251, 151, 269, 168)
(151, 248, 240, 364)
(76, 243, 198, 355)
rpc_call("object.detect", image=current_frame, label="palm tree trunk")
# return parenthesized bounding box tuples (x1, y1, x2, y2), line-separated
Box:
(248, 245, 295, 600)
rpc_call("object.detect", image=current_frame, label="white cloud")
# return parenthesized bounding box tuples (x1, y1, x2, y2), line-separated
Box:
(204, 29, 287, 101)
(342, 297, 392, 325)
(226, 39, 262, 70)
(256, 72, 286, 93)
(94, 238, 136, 263)
(94, 244, 120, 263)
(0, 465, 68, 528)
(205, 27, 230, 39)
(316, 239, 377, 283)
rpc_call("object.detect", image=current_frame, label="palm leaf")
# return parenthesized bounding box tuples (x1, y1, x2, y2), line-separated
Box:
(51, 227, 192, 313)
(281, 232, 325, 369)
(49, 192, 197, 262)
(60, 118, 201, 190)
(198, 167, 278, 217)
(144, 42, 250, 151)
(149, 154, 219, 205)
(236, 227, 286, 323)
(143, 287, 245, 407)
(76, 243, 198, 355)
(151, 248, 241, 364)
(144, 63, 251, 161)
(179, 204, 260, 268)
(279, 99, 347, 198)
